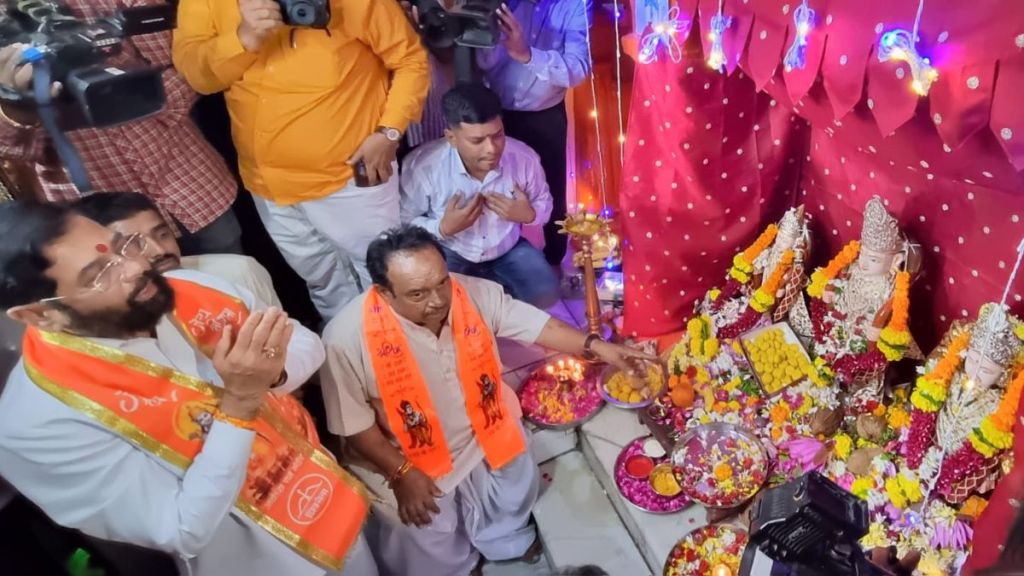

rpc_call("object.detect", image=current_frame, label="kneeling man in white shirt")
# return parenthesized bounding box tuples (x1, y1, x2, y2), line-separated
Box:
(0, 203, 377, 576)
(400, 83, 559, 309)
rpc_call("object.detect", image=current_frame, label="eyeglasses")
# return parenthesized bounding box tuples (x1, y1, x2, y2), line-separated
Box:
(40, 234, 150, 304)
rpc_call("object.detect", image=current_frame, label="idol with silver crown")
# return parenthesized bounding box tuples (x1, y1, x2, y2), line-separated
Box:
(698, 205, 812, 340)
(790, 196, 922, 414)
(901, 303, 1024, 504)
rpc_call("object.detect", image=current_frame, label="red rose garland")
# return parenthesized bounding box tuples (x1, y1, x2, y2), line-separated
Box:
(903, 410, 939, 470)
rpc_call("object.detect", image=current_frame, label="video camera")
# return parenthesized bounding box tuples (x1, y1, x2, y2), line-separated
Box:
(739, 472, 890, 576)
(410, 0, 503, 50)
(0, 0, 176, 129)
(0, 0, 176, 191)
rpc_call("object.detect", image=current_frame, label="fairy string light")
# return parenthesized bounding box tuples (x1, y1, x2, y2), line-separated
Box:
(610, 0, 626, 165)
(638, 6, 688, 64)
(706, 0, 731, 72)
(783, 0, 815, 71)
(877, 0, 938, 96)
(581, 0, 608, 211)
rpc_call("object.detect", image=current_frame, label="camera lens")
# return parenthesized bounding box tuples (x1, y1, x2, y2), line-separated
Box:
(289, 1, 315, 26)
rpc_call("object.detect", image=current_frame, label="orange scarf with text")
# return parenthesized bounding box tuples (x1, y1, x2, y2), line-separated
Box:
(21, 278, 368, 571)
(363, 278, 526, 479)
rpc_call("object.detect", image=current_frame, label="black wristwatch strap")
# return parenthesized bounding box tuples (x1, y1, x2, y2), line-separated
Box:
(582, 333, 602, 359)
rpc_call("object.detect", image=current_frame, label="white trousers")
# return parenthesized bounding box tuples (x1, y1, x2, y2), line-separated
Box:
(252, 170, 400, 320)
(357, 451, 540, 576)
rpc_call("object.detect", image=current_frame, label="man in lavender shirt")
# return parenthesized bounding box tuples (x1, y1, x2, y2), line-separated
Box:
(478, 0, 592, 267)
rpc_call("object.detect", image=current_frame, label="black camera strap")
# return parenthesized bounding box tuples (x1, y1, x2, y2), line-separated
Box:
(30, 57, 92, 193)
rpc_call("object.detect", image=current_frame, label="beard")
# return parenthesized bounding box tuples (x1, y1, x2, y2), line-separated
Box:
(58, 271, 176, 338)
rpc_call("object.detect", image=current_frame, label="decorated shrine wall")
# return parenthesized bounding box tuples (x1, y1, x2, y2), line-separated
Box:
(620, 0, 1024, 349)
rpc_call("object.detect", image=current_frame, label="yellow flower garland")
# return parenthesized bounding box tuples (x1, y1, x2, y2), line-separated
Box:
(751, 250, 794, 313)
(877, 271, 912, 361)
(808, 241, 860, 299)
(728, 225, 778, 284)
(969, 367, 1024, 458)
(686, 315, 720, 363)
(909, 331, 971, 413)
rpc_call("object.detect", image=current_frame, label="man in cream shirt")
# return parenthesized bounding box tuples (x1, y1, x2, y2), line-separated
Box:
(320, 225, 653, 575)
(0, 202, 375, 575)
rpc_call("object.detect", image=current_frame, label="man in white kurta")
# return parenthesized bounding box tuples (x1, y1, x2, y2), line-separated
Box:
(0, 261, 375, 576)
(72, 192, 283, 309)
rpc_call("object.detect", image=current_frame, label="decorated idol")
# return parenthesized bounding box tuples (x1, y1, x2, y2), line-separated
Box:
(701, 205, 811, 339)
(903, 303, 1024, 504)
(790, 197, 919, 413)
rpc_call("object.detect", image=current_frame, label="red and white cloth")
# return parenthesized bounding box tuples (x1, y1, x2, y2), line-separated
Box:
(620, 0, 1024, 347)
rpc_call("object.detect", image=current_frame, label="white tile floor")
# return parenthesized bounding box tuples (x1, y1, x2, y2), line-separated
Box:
(533, 452, 648, 575)
(580, 409, 708, 572)
(477, 298, 586, 576)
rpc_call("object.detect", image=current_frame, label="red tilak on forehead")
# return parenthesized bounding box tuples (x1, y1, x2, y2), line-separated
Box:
(95, 243, 109, 254)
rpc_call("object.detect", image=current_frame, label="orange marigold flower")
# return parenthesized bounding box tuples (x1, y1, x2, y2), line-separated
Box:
(714, 462, 734, 481)
(769, 402, 791, 425)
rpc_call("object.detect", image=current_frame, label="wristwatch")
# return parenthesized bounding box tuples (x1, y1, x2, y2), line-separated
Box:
(377, 126, 402, 142)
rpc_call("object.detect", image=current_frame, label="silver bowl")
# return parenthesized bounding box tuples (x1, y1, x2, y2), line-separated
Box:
(670, 422, 768, 509)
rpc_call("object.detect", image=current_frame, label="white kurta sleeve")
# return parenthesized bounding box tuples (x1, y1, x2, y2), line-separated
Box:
(165, 268, 326, 395)
(0, 413, 254, 558)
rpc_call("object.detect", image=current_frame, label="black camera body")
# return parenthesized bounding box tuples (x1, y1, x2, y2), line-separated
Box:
(0, 0, 175, 129)
(411, 0, 503, 49)
(740, 472, 885, 576)
(277, 0, 330, 29)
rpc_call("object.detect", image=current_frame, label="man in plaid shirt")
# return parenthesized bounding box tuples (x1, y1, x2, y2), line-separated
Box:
(0, 0, 242, 255)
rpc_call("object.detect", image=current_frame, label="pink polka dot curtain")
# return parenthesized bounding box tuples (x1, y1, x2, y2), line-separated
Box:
(620, 0, 1024, 349)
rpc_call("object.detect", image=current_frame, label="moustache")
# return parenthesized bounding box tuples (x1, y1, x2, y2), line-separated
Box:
(128, 271, 164, 302)
(152, 254, 180, 271)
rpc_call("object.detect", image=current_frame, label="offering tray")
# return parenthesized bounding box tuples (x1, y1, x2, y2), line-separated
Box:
(739, 322, 814, 397)
(662, 525, 748, 576)
(519, 358, 604, 430)
(613, 436, 691, 514)
(671, 423, 768, 509)
(598, 361, 666, 409)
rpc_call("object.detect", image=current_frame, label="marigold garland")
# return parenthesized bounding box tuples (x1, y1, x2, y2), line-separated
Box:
(751, 250, 794, 314)
(729, 225, 778, 284)
(909, 332, 971, 413)
(968, 367, 1024, 458)
(877, 271, 912, 361)
(807, 241, 861, 299)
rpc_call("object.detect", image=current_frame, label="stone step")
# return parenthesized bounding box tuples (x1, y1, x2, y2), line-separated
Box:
(530, 425, 579, 464)
(579, 406, 708, 574)
(533, 450, 650, 575)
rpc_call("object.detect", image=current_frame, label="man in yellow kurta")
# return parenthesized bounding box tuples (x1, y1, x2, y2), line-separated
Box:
(172, 0, 429, 319)
(320, 225, 652, 575)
